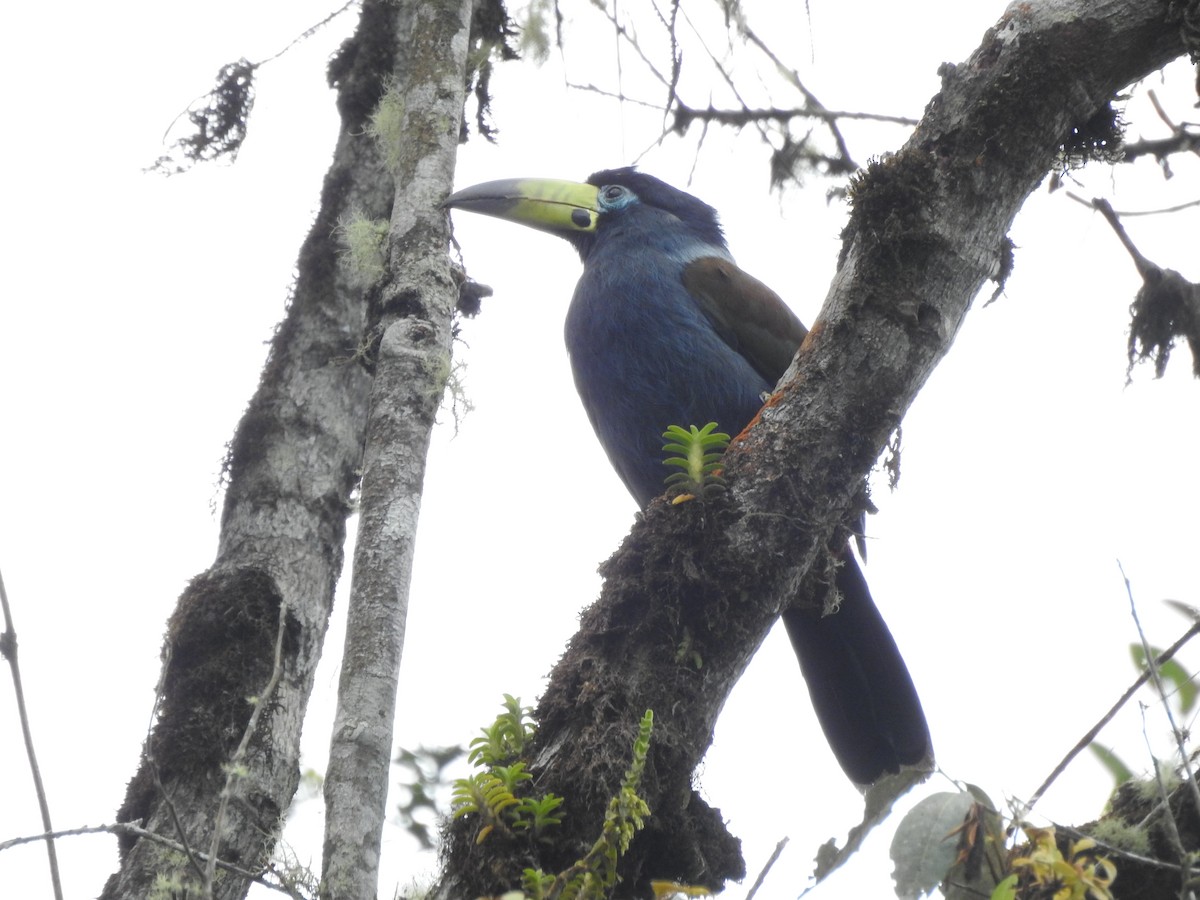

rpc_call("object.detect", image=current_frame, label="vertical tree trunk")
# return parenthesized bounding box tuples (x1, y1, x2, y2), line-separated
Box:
(320, 0, 475, 897)
(102, 2, 400, 896)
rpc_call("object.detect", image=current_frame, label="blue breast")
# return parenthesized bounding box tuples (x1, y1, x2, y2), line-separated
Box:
(564, 209, 768, 506)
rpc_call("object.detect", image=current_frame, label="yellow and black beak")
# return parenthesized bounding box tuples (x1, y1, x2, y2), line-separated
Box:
(443, 178, 601, 236)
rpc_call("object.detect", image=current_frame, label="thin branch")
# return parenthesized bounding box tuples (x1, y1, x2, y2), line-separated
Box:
(744, 837, 789, 900)
(563, 81, 669, 110)
(591, 1, 671, 89)
(161, 0, 360, 140)
(673, 103, 919, 130)
(1065, 190, 1200, 216)
(1138, 707, 1192, 881)
(1, 823, 122, 853)
(1122, 131, 1200, 164)
(204, 605, 291, 893)
(1053, 822, 1188, 875)
(153, 1, 359, 173)
(1122, 562, 1200, 821)
(0, 823, 305, 897)
(145, 645, 208, 882)
(257, 0, 360, 66)
(585, 0, 917, 186)
(652, 0, 683, 135)
(1024, 619, 1200, 813)
(1089, 197, 1155, 275)
(1118, 87, 1200, 176)
(1146, 88, 1177, 130)
(0, 566, 63, 900)
(1065, 193, 1200, 379)
(737, 23, 857, 168)
(674, 4, 773, 146)
(683, 114, 712, 184)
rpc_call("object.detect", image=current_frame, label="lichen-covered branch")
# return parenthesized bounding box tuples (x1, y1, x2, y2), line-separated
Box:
(319, 0, 475, 897)
(101, 1, 401, 896)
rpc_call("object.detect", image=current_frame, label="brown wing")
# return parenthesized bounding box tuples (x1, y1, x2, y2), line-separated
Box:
(681, 256, 809, 385)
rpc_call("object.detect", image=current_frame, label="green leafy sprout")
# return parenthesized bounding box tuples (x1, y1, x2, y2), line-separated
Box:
(662, 423, 730, 500)
(452, 696, 563, 844)
(452, 703, 659, 898)
(468, 694, 537, 767)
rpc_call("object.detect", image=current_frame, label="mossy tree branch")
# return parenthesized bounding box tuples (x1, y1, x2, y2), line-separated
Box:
(434, 2, 1190, 895)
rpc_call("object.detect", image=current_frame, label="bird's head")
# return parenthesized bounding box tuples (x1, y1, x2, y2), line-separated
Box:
(443, 167, 726, 261)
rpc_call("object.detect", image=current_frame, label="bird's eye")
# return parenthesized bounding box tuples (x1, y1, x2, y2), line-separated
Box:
(601, 185, 627, 204)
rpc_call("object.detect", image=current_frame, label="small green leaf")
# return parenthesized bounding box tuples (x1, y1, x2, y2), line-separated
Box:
(1088, 743, 1134, 786)
(1130, 643, 1198, 713)
(990, 873, 1019, 900)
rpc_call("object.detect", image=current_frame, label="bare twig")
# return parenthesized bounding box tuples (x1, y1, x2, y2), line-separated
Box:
(563, 82, 669, 110)
(1064, 190, 1200, 216)
(257, 0, 359, 66)
(1122, 562, 1200, 820)
(161, 0, 359, 142)
(145, 645, 207, 882)
(0, 566, 63, 900)
(649, 0, 683, 135)
(673, 103, 919, 130)
(1, 823, 123, 853)
(204, 605, 291, 893)
(1025, 618, 1200, 813)
(1118, 88, 1200, 175)
(1090, 197, 1156, 274)
(674, 4, 773, 146)
(1054, 822, 1187, 874)
(1137, 706, 1194, 892)
(1122, 131, 1200, 165)
(0, 823, 305, 897)
(583, 0, 917, 187)
(744, 837, 789, 900)
(591, 1, 672, 89)
(738, 24, 857, 168)
(1146, 89, 1177, 129)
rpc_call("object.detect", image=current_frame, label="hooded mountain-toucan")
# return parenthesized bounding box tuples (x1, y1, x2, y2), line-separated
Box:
(444, 167, 931, 784)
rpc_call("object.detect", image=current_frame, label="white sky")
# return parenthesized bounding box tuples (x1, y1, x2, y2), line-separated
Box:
(2, 2, 1199, 899)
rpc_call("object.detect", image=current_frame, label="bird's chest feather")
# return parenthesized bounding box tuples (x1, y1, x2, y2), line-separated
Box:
(564, 242, 769, 504)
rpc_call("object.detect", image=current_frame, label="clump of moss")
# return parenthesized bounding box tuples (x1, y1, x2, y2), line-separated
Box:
(335, 210, 390, 287)
(366, 83, 406, 172)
